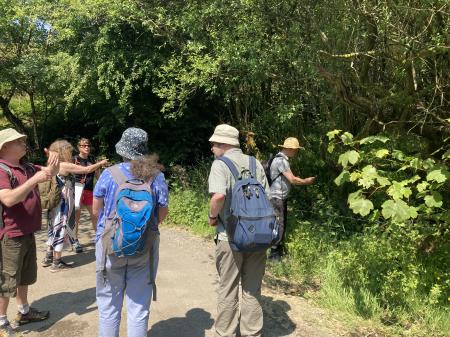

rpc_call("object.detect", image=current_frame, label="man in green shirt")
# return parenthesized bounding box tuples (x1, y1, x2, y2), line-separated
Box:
(208, 124, 268, 337)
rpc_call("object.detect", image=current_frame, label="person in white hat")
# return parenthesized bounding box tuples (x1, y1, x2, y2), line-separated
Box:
(208, 124, 269, 337)
(268, 137, 315, 261)
(0, 128, 59, 336)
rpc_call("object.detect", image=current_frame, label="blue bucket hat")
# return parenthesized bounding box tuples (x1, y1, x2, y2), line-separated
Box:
(115, 127, 148, 160)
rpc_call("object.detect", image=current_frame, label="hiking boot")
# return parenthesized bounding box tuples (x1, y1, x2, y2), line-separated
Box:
(72, 240, 83, 253)
(14, 307, 49, 326)
(0, 322, 20, 337)
(41, 255, 53, 267)
(49, 260, 73, 273)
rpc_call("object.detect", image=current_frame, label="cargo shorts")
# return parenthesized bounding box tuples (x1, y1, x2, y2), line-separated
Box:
(0, 234, 37, 297)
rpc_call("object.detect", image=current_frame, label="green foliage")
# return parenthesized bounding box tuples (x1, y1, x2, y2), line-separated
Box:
(164, 187, 214, 238)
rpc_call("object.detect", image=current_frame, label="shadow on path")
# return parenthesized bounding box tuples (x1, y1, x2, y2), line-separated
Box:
(62, 247, 96, 268)
(21, 287, 96, 334)
(148, 308, 213, 337)
(262, 295, 296, 337)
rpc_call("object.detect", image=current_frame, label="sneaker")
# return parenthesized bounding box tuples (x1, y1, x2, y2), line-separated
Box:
(0, 322, 20, 337)
(49, 260, 74, 273)
(41, 255, 53, 267)
(72, 240, 83, 253)
(13, 307, 49, 326)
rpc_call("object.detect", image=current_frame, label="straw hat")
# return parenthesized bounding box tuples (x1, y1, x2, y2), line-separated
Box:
(209, 124, 239, 146)
(0, 128, 27, 151)
(115, 127, 149, 160)
(278, 137, 303, 149)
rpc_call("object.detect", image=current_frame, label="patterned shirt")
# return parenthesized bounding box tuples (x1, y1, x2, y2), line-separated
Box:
(93, 162, 169, 241)
(269, 152, 291, 200)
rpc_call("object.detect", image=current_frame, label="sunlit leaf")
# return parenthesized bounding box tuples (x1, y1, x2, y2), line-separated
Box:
(350, 172, 361, 182)
(375, 149, 389, 158)
(382, 199, 416, 222)
(338, 150, 360, 168)
(327, 143, 335, 153)
(334, 170, 350, 186)
(424, 192, 443, 208)
(417, 181, 429, 193)
(326, 129, 341, 141)
(443, 149, 450, 160)
(359, 136, 389, 145)
(387, 181, 412, 200)
(348, 190, 373, 216)
(358, 165, 378, 188)
(426, 169, 450, 183)
(341, 132, 354, 145)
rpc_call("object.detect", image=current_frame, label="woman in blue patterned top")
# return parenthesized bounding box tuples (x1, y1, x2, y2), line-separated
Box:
(93, 128, 169, 337)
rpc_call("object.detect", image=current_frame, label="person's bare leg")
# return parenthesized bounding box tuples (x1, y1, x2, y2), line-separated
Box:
(75, 207, 82, 239)
(15, 286, 28, 306)
(0, 297, 9, 317)
(85, 205, 97, 231)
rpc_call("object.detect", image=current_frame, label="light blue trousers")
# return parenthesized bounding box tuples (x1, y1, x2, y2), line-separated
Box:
(95, 234, 160, 337)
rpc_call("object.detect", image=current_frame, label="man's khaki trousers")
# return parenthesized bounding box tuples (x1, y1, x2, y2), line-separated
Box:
(214, 240, 267, 337)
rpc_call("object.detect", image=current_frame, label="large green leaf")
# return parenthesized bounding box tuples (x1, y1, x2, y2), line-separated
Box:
(348, 191, 373, 216)
(358, 165, 378, 188)
(338, 150, 360, 168)
(443, 149, 450, 160)
(424, 192, 443, 208)
(426, 169, 450, 183)
(375, 149, 389, 158)
(417, 181, 429, 193)
(340, 132, 354, 145)
(382, 199, 417, 222)
(387, 181, 412, 200)
(334, 170, 350, 186)
(326, 129, 341, 141)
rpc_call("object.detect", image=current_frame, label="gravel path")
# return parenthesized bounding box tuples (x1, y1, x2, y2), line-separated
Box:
(8, 210, 347, 337)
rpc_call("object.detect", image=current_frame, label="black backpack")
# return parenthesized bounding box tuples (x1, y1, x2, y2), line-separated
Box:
(263, 153, 282, 186)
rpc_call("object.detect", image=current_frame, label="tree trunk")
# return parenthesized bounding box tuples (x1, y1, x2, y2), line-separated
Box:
(0, 96, 28, 135)
(28, 92, 40, 150)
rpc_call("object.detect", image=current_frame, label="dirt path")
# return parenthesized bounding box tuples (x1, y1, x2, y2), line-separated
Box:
(8, 210, 348, 337)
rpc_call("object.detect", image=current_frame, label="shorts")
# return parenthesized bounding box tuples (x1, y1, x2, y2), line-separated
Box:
(0, 234, 37, 297)
(80, 189, 93, 206)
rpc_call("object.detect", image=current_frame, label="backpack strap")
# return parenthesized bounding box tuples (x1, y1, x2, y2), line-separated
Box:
(0, 163, 16, 188)
(217, 156, 240, 180)
(270, 154, 283, 182)
(249, 156, 256, 178)
(108, 164, 129, 186)
(0, 163, 14, 231)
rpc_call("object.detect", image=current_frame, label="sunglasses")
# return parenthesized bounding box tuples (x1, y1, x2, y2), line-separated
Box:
(79, 144, 91, 148)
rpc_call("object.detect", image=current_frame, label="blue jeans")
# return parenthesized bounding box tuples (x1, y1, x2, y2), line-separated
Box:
(95, 233, 160, 337)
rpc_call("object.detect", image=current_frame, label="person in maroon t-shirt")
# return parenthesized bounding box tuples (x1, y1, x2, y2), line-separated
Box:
(0, 128, 59, 336)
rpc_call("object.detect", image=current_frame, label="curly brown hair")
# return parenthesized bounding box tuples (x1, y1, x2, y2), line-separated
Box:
(48, 139, 74, 163)
(131, 154, 164, 182)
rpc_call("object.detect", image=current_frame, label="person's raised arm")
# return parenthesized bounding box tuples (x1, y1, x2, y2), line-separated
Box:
(281, 170, 315, 185)
(0, 170, 51, 207)
(60, 159, 108, 175)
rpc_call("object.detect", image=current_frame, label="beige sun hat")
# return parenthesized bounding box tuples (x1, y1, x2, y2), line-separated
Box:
(209, 124, 240, 146)
(0, 128, 27, 151)
(279, 137, 303, 149)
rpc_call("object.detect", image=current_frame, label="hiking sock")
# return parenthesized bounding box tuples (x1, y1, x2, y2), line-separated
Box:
(0, 315, 8, 326)
(18, 304, 30, 315)
(52, 258, 61, 266)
